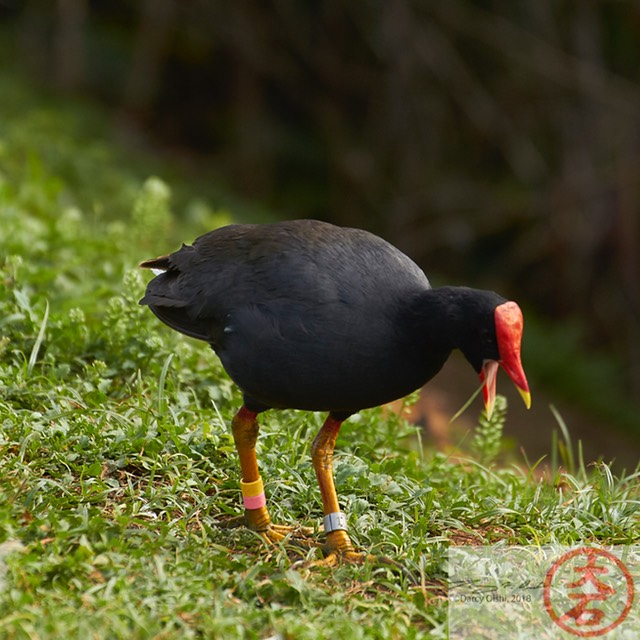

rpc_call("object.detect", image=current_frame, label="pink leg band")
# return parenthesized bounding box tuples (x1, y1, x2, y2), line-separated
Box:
(241, 477, 266, 510)
(243, 493, 266, 510)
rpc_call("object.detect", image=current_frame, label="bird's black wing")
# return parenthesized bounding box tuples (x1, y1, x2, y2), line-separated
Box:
(139, 219, 430, 346)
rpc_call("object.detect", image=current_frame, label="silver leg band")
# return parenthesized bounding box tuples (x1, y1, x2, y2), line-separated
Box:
(323, 511, 348, 533)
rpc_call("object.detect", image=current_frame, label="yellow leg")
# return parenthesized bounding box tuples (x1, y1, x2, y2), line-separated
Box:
(230, 405, 312, 543)
(231, 407, 411, 578)
(307, 414, 413, 578)
(310, 415, 365, 561)
(231, 406, 271, 531)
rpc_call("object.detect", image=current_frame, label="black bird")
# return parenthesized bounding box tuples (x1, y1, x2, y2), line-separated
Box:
(139, 219, 530, 565)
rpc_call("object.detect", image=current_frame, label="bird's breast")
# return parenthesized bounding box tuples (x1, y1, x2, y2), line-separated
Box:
(215, 299, 437, 413)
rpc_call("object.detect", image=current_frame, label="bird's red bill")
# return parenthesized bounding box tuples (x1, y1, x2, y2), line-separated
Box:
(480, 359, 499, 418)
(495, 302, 529, 387)
(480, 301, 531, 417)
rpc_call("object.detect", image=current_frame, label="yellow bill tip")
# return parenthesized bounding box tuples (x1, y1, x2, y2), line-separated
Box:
(518, 388, 532, 410)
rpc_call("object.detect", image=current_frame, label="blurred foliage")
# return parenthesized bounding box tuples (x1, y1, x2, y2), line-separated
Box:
(1, 1, 639, 420)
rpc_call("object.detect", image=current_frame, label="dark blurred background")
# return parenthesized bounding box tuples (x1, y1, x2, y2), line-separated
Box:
(1, 1, 639, 460)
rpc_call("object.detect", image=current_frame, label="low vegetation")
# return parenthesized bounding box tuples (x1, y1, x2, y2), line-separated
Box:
(0, 80, 638, 639)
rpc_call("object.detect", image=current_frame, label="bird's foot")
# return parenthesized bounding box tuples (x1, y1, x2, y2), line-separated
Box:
(256, 522, 315, 546)
(224, 506, 314, 546)
(305, 549, 373, 568)
(306, 548, 415, 581)
(295, 529, 414, 579)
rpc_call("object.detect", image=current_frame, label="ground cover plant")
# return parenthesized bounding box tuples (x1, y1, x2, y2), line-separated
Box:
(1, 82, 639, 639)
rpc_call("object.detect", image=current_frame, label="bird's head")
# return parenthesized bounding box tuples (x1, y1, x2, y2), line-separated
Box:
(456, 292, 531, 418)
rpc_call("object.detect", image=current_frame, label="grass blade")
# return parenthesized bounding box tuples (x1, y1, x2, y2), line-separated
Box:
(550, 404, 575, 474)
(157, 353, 174, 414)
(449, 381, 483, 423)
(26, 300, 49, 377)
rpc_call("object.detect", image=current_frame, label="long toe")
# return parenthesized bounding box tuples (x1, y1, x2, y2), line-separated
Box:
(295, 549, 415, 582)
(219, 511, 315, 546)
(304, 549, 373, 568)
(269, 523, 315, 538)
(289, 529, 413, 578)
(257, 523, 316, 548)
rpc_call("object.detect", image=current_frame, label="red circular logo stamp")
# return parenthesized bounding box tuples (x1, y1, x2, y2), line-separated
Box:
(543, 547, 634, 637)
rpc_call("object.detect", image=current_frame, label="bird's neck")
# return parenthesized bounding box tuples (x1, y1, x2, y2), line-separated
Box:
(406, 286, 480, 353)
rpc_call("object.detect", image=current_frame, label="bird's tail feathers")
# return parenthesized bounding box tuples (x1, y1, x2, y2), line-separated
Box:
(139, 255, 172, 271)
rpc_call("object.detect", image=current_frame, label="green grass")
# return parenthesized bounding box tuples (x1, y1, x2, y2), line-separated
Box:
(1, 79, 639, 639)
